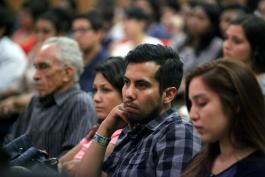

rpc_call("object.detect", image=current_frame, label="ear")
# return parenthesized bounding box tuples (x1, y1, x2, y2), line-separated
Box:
(62, 66, 74, 82)
(162, 87, 177, 104)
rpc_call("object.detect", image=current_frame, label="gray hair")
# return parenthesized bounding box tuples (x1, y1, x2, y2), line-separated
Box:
(42, 37, 84, 82)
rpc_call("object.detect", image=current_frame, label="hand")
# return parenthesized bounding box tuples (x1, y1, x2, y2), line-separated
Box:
(98, 104, 132, 137)
(85, 125, 99, 140)
(60, 160, 80, 177)
(0, 98, 15, 117)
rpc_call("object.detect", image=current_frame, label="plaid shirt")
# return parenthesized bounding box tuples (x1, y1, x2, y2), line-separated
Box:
(103, 108, 201, 177)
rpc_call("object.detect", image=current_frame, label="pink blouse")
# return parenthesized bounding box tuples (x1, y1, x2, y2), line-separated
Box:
(73, 129, 122, 160)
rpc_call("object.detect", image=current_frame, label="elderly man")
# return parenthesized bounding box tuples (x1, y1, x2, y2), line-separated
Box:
(5, 37, 97, 157)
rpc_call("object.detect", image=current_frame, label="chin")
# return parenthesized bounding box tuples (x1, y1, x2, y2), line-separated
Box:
(37, 92, 47, 97)
(96, 114, 107, 121)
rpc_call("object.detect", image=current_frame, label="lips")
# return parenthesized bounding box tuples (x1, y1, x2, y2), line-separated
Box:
(95, 106, 105, 112)
(123, 103, 139, 113)
(194, 125, 204, 134)
(223, 51, 231, 58)
(34, 86, 44, 93)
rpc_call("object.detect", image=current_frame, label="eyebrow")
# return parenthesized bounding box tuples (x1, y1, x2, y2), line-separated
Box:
(190, 94, 207, 100)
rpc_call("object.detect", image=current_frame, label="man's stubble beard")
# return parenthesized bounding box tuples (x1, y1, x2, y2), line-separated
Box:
(126, 100, 163, 125)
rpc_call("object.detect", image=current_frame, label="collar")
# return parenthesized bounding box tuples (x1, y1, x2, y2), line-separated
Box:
(123, 107, 178, 134)
(145, 108, 178, 131)
(37, 84, 80, 108)
(53, 84, 80, 107)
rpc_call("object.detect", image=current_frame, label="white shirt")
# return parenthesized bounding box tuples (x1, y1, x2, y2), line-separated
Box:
(0, 37, 27, 92)
(111, 35, 163, 57)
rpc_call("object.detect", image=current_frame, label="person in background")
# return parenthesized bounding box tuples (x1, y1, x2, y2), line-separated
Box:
(255, 0, 265, 20)
(223, 14, 265, 95)
(12, 0, 49, 54)
(171, 2, 222, 74)
(0, 6, 27, 144)
(110, 6, 162, 57)
(59, 57, 125, 177)
(29, 7, 72, 60)
(0, 7, 27, 95)
(0, 8, 73, 144)
(4, 37, 97, 157)
(77, 44, 201, 177)
(72, 9, 109, 93)
(219, 3, 247, 38)
(182, 59, 265, 177)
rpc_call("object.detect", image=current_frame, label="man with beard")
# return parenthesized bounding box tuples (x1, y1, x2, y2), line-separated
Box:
(77, 44, 201, 177)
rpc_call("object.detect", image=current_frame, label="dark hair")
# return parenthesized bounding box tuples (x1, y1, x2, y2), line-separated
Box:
(182, 59, 265, 177)
(134, 0, 161, 22)
(184, 2, 221, 55)
(220, 3, 249, 14)
(125, 44, 183, 93)
(38, 8, 73, 34)
(124, 6, 150, 23)
(74, 9, 104, 31)
(230, 14, 265, 74)
(95, 57, 126, 93)
(21, 0, 50, 21)
(163, 0, 181, 12)
(0, 7, 15, 37)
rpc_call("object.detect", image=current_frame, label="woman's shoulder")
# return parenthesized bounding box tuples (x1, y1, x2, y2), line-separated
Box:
(236, 151, 265, 176)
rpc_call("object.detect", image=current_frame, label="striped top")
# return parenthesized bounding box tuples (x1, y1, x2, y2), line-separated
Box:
(5, 85, 97, 157)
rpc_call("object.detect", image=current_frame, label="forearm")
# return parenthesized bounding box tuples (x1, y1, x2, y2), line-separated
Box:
(59, 143, 81, 165)
(76, 139, 107, 177)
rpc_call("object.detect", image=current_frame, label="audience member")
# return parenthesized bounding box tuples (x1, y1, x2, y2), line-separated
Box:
(0, 8, 73, 118)
(77, 44, 201, 177)
(171, 2, 222, 73)
(133, 0, 171, 39)
(59, 57, 125, 177)
(0, 8, 73, 143)
(0, 7, 27, 95)
(255, 0, 265, 20)
(219, 3, 247, 38)
(11, 0, 49, 54)
(182, 59, 265, 177)
(4, 37, 97, 157)
(223, 14, 265, 95)
(110, 6, 162, 57)
(72, 10, 109, 93)
(29, 7, 73, 60)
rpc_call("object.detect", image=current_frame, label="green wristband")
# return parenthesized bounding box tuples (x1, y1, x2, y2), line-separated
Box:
(92, 132, 111, 146)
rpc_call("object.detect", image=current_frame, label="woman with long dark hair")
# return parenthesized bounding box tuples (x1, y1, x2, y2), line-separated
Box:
(181, 59, 265, 177)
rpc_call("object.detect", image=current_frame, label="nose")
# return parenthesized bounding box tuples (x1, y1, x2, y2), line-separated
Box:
(223, 38, 232, 51)
(93, 91, 102, 103)
(123, 84, 136, 101)
(189, 105, 199, 122)
(33, 69, 41, 81)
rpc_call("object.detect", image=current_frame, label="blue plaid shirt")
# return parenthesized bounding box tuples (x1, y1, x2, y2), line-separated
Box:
(103, 108, 201, 177)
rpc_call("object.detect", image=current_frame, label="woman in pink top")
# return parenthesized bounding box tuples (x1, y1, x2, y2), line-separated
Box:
(58, 57, 125, 176)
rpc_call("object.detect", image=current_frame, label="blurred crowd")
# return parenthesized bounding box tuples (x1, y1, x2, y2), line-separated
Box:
(1, 0, 265, 176)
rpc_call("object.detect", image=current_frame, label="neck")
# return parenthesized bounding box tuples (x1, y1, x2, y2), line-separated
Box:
(83, 44, 101, 65)
(160, 103, 171, 115)
(55, 80, 75, 96)
(218, 137, 255, 161)
(130, 32, 145, 46)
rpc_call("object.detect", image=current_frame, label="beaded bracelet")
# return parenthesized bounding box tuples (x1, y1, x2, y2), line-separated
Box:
(92, 132, 111, 146)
